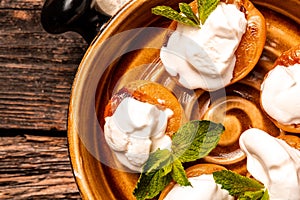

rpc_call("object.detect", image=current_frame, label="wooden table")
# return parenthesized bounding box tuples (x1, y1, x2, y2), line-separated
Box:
(1, 1, 88, 198)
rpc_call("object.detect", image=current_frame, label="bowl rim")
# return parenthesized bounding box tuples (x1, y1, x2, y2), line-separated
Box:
(67, 0, 300, 199)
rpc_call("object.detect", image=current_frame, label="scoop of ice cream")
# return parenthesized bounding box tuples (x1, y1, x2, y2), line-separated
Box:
(160, 2, 247, 91)
(261, 64, 300, 125)
(163, 174, 234, 200)
(104, 97, 173, 171)
(239, 128, 300, 199)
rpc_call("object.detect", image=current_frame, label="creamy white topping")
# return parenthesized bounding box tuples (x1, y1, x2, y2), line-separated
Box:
(160, 2, 247, 91)
(261, 64, 300, 125)
(164, 174, 234, 200)
(92, 0, 130, 16)
(239, 128, 300, 200)
(104, 97, 173, 171)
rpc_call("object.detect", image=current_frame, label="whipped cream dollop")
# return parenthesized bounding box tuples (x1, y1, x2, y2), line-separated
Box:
(92, 0, 130, 16)
(239, 128, 300, 200)
(261, 64, 300, 125)
(160, 2, 247, 91)
(164, 174, 234, 200)
(104, 97, 173, 172)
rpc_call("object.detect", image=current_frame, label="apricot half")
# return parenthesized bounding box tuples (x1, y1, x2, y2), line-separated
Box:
(166, 0, 266, 87)
(104, 80, 185, 136)
(261, 44, 300, 133)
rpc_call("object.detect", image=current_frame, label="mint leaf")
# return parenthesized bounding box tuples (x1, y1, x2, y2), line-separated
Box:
(198, 0, 220, 24)
(152, 0, 219, 28)
(134, 151, 190, 200)
(261, 189, 270, 200)
(134, 168, 172, 200)
(160, 160, 173, 177)
(213, 170, 266, 199)
(179, 3, 200, 25)
(133, 120, 223, 200)
(143, 149, 172, 174)
(134, 149, 173, 200)
(152, 6, 199, 27)
(172, 120, 224, 163)
(240, 190, 265, 200)
(171, 159, 191, 186)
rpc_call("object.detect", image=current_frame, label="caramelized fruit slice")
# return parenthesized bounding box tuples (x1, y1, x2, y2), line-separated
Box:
(262, 44, 300, 133)
(268, 114, 300, 134)
(158, 164, 226, 200)
(166, 0, 266, 87)
(232, 0, 266, 82)
(104, 80, 185, 136)
(277, 134, 300, 150)
(273, 44, 300, 67)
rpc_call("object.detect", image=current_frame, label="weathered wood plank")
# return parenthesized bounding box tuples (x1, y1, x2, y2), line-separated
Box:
(0, 0, 43, 9)
(0, 6, 88, 131)
(0, 132, 81, 199)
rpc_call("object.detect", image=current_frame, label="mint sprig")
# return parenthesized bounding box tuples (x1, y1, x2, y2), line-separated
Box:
(152, 0, 220, 27)
(179, 3, 200, 25)
(170, 159, 191, 186)
(213, 170, 270, 200)
(151, 6, 199, 27)
(133, 120, 224, 200)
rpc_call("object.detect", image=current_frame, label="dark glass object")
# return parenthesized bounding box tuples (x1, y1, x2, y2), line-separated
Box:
(41, 0, 110, 43)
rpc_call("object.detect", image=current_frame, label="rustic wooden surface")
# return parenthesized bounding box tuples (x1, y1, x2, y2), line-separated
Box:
(0, 132, 81, 199)
(0, 0, 87, 131)
(0, 0, 88, 199)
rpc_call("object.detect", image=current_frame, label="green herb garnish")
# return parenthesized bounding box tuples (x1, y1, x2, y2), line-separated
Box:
(152, 0, 220, 27)
(213, 170, 270, 200)
(197, 0, 220, 25)
(133, 120, 224, 200)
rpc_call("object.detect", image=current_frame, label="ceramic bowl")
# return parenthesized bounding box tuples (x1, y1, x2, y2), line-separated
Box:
(67, 0, 300, 199)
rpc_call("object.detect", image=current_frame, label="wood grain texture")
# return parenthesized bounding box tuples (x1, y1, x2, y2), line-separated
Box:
(0, 0, 43, 9)
(0, 0, 88, 131)
(0, 132, 81, 199)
